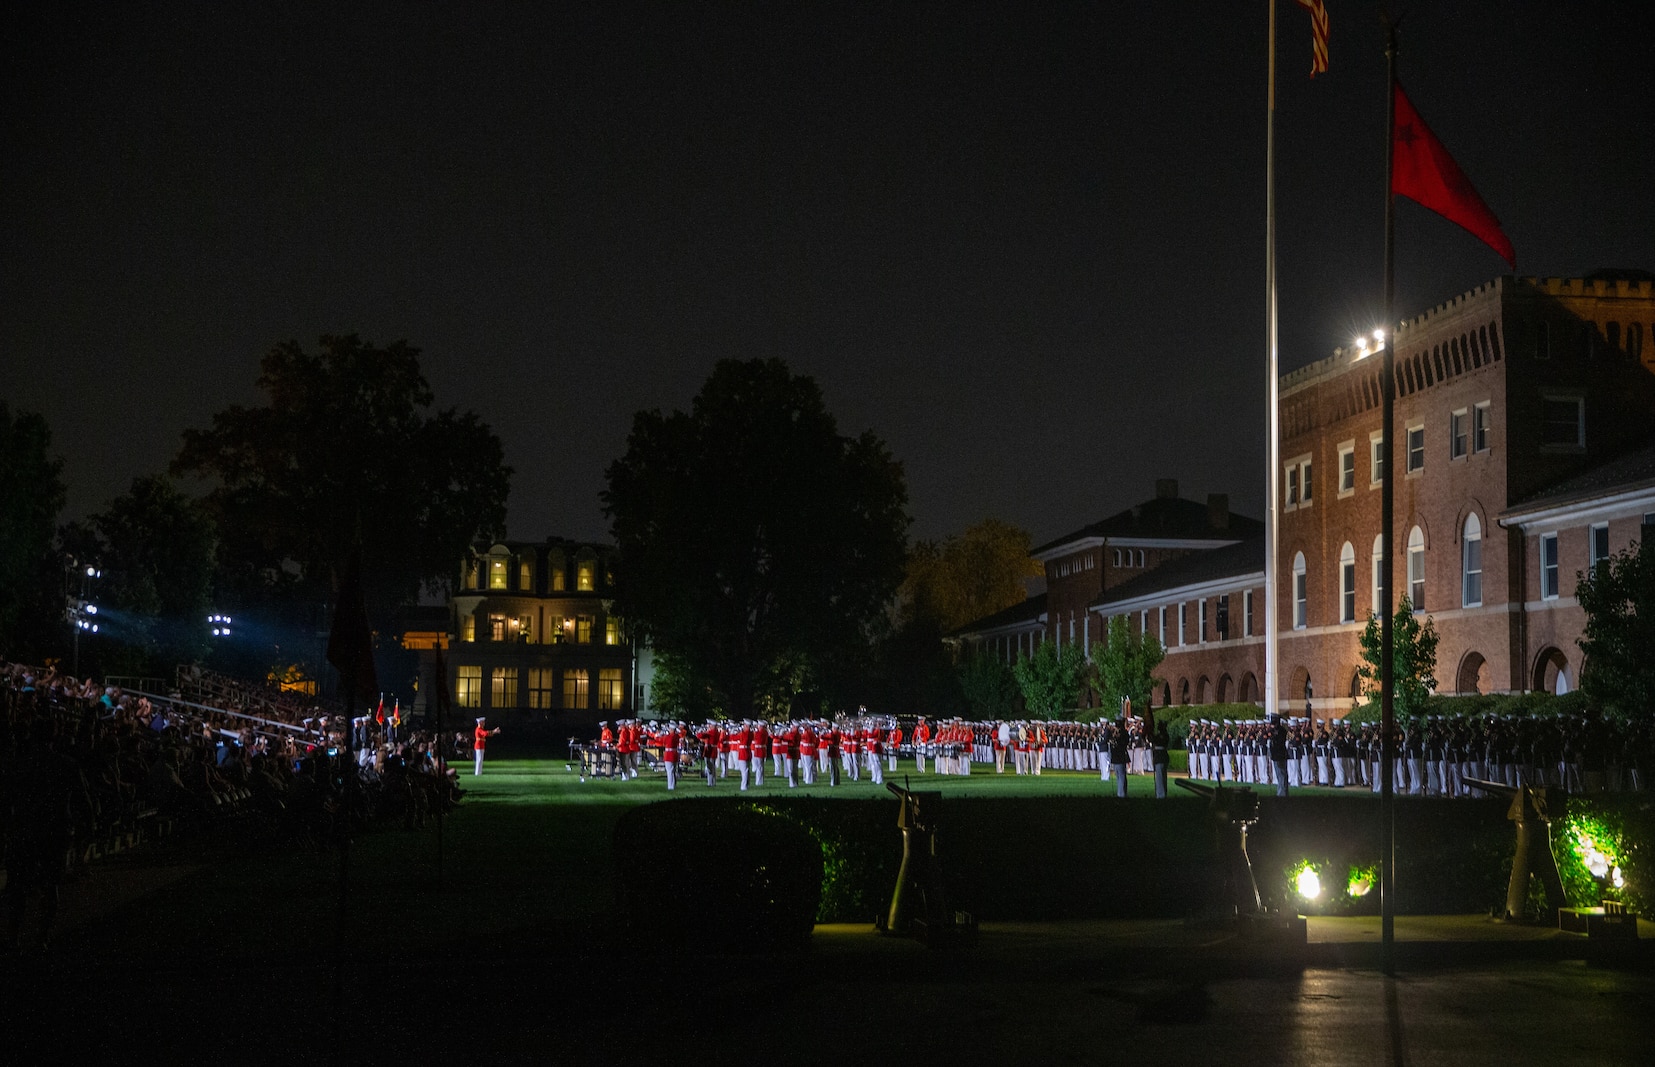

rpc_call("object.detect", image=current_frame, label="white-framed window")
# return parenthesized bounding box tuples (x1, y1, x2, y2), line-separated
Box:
(1462, 513, 1483, 607)
(1339, 542, 1357, 623)
(576, 614, 594, 643)
(518, 557, 533, 590)
(1136, 550, 1145, 567)
(1370, 430, 1385, 487)
(1371, 534, 1385, 618)
(1473, 401, 1491, 452)
(461, 615, 476, 643)
(489, 557, 508, 590)
(529, 668, 555, 709)
(1217, 594, 1229, 640)
(606, 616, 621, 645)
(491, 667, 517, 709)
(1540, 533, 1559, 600)
(598, 668, 625, 711)
(562, 669, 589, 710)
(1450, 409, 1470, 459)
(577, 558, 597, 591)
(1157, 606, 1166, 645)
(1198, 599, 1208, 643)
(1540, 395, 1585, 449)
(1589, 523, 1610, 571)
(1407, 526, 1426, 610)
(456, 665, 482, 708)
(1113, 549, 1122, 567)
(1244, 589, 1255, 636)
(1139, 609, 1148, 635)
(1338, 442, 1356, 495)
(1177, 602, 1186, 646)
(1285, 455, 1313, 510)
(488, 613, 506, 641)
(1292, 552, 1307, 629)
(1406, 424, 1425, 473)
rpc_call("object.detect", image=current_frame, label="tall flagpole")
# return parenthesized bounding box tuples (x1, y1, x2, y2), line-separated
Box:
(1263, 0, 1281, 720)
(1379, 17, 1400, 976)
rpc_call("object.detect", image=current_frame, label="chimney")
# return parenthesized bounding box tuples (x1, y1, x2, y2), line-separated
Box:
(1208, 493, 1230, 530)
(1155, 478, 1179, 500)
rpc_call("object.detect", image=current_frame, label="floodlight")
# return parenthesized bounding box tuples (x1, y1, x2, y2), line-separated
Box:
(86, 604, 98, 615)
(1295, 866, 1322, 900)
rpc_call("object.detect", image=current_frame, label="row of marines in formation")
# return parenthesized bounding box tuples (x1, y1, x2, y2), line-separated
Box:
(580, 709, 1652, 797)
(580, 712, 1175, 790)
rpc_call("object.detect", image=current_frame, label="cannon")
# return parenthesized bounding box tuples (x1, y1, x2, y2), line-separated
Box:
(880, 778, 975, 945)
(1464, 777, 1568, 922)
(1177, 779, 1264, 918)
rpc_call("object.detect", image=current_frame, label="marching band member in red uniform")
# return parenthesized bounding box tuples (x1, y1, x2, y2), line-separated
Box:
(751, 721, 769, 787)
(783, 722, 801, 787)
(913, 716, 931, 774)
(473, 717, 501, 776)
(660, 724, 680, 790)
(799, 722, 818, 785)
(841, 722, 860, 782)
(886, 721, 902, 773)
(734, 722, 753, 791)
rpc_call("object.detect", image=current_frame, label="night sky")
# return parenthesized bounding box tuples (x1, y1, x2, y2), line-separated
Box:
(4, 1, 1651, 549)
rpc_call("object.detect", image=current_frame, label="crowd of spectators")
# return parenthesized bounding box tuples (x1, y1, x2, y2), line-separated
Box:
(2, 658, 463, 951)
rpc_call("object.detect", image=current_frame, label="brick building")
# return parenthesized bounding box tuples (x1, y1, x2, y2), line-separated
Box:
(441, 538, 638, 725)
(958, 272, 1655, 716)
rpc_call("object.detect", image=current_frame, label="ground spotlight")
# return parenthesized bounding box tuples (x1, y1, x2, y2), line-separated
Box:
(1295, 865, 1322, 901)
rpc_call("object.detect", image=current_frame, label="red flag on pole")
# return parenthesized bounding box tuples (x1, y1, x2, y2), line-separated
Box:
(1391, 82, 1516, 268)
(375, 694, 385, 725)
(1294, 0, 1329, 77)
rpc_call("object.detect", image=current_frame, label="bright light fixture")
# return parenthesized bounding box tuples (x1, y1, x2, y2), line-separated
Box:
(1296, 866, 1322, 900)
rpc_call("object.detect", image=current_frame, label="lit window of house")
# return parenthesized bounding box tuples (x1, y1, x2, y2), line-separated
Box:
(598, 668, 624, 710)
(563, 669, 589, 709)
(456, 666, 482, 708)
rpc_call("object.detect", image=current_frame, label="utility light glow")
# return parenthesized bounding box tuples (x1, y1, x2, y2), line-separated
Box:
(1373, 329, 1385, 343)
(86, 604, 97, 615)
(1296, 866, 1322, 900)
(86, 565, 97, 577)
(1347, 869, 1374, 898)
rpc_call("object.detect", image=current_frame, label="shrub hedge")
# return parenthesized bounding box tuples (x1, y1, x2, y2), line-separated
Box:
(613, 791, 1655, 924)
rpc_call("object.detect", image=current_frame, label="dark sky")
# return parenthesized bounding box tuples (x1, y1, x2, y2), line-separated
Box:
(4, 1, 1651, 548)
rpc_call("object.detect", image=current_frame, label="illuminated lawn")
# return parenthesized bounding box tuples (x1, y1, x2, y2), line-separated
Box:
(58, 755, 1365, 964)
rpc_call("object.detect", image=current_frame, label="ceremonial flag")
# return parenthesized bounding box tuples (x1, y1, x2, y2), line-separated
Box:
(375, 694, 386, 725)
(392, 698, 401, 727)
(1295, 0, 1329, 76)
(1391, 82, 1516, 267)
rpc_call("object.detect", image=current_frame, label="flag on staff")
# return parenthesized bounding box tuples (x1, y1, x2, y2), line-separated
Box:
(392, 698, 401, 727)
(375, 694, 386, 725)
(1391, 82, 1516, 267)
(1295, 0, 1329, 76)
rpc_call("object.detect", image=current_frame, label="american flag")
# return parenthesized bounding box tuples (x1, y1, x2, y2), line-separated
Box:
(1296, 0, 1329, 77)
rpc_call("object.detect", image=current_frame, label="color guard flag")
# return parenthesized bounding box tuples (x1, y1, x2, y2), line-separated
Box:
(1295, 0, 1329, 76)
(375, 694, 385, 725)
(1392, 82, 1516, 268)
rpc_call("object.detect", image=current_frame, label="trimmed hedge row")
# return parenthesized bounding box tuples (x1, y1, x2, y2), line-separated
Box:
(614, 792, 1655, 924)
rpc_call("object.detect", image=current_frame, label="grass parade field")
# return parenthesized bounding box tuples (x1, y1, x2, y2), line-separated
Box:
(10, 751, 1655, 1066)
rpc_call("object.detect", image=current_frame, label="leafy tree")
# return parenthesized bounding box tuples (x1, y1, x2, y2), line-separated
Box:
(173, 335, 511, 621)
(958, 651, 1019, 720)
(1576, 538, 1655, 719)
(1012, 639, 1087, 720)
(64, 476, 219, 675)
(1090, 615, 1165, 716)
(1354, 597, 1440, 722)
(603, 358, 909, 720)
(901, 518, 1042, 631)
(0, 403, 67, 657)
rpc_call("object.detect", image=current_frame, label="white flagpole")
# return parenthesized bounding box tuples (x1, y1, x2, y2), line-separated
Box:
(1263, 0, 1281, 718)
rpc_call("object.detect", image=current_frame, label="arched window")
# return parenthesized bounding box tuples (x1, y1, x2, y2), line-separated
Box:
(1407, 526, 1426, 610)
(1292, 551, 1307, 629)
(1113, 549, 1122, 567)
(1371, 534, 1385, 618)
(1137, 550, 1145, 567)
(1339, 542, 1357, 623)
(1462, 513, 1483, 607)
